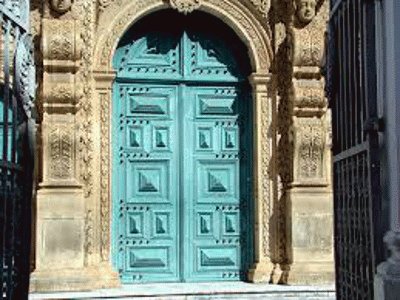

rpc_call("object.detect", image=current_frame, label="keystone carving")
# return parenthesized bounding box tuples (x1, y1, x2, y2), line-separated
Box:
(169, 0, 202, 15)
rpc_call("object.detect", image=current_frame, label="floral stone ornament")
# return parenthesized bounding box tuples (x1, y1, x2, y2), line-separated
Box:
(169, 0, 202, 15)
(50, 0, 73, 14)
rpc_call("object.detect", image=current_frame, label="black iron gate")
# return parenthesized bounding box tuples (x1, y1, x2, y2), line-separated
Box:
(327, 0, 383, 299)
(0, 1, 35, 299)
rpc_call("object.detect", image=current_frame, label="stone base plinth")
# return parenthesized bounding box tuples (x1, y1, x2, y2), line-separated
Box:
(248, 261, 275, 283)
(287, 261, 335, 285)
(30, 265, 120, 292)
(287, 187, 335, 285)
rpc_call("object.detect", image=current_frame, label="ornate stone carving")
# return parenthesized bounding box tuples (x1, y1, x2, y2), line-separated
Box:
(249, 0, 271, 17)
(95, 0, 272, 73)
(293, 118, 325, 181)
(84, 209, 94, 259)
(42, 19, 81, 62)
(169, 0, 201, 14)
(292, 1, 327, 68)
(293, 80, 327, 116)
(50, 0, 74, 14)
(100, 93, 110, 261)
(294, 0, 316, 24)
(77, 0, 96, 198)
(49, 124, 74, 180)
(46, 83, 76, 104)
(98, 0, 114, 10)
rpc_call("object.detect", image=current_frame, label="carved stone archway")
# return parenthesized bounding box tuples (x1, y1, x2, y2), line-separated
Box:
(30, 0, 334, 292)
(93, 0, 275, 284)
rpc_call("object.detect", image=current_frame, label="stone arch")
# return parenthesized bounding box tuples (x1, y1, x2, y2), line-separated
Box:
(93, 0, 273, 73)
(93, 0, 276, 283)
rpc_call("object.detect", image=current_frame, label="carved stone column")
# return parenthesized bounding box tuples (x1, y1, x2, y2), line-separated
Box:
(286, 0, 335, 284)
(30, 18, 118, 292)
(248, 73, 276, 283)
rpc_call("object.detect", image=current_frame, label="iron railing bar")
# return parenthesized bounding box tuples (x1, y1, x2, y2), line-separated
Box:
(338, 12, 344, 153)
(341, 7, 349, 151)
(330, 0, 345, 20)
(333, 141, 369, 163)
(0, 5, 28, 33)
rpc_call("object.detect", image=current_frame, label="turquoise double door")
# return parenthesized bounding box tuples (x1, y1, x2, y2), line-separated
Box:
(112, 14, 252, 283)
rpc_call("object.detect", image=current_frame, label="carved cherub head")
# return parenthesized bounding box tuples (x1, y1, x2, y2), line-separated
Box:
(50, 0, 73, 14)
(295, 0, 317, 23)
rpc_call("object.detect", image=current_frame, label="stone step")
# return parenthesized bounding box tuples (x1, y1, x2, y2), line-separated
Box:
(29, 283, 336, 300)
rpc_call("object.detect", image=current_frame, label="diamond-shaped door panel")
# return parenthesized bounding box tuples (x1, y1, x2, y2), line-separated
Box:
(126, 161, 170, 203)
(196, 161, 239, 203)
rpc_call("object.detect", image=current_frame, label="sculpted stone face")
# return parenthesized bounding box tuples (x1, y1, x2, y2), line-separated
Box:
(50, 0, 73, 14)
(296, 0, 316, 23)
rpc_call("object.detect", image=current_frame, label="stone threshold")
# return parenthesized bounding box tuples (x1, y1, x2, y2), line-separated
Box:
(29, 282, 336, 299)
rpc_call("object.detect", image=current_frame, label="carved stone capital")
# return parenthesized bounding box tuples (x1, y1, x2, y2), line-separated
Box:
(42, 19, 82, 70)
(169, 0, 202, 14)
(293, 79, 327, 116)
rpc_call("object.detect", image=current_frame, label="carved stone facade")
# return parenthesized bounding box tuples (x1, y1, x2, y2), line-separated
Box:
(29, 0, 333, 291)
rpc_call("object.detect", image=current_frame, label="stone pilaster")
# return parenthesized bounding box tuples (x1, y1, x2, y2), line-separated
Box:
(248, 73, 276, 283)
(286, 0, 335, 284)
(30, 18, 118, 292)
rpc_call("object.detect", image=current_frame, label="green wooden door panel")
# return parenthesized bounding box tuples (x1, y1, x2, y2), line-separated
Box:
(113, 84, 180, 283)
(113, 16, 252, 283)
(182, 86, 250, 282)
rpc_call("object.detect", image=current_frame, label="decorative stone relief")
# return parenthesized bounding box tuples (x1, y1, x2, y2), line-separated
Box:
(42, 19, 81, 62)
(95, 0, 272, 72)
(292, 0, 327, 68)
(293, 80, 327, 116)
(169, 0, 202, 14)
(84, 209, 94, 260)
(77, 0, 96, 198)
(248, 0, 271, 18)
(293, 118, 325, 180)
(49, 124, 74, 180)
(50, 0, 74, 14)
(100, 93, 111, 261)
